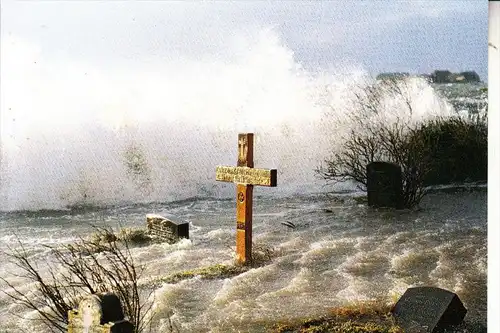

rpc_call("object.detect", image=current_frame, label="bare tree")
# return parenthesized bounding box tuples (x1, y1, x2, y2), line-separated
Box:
(0, 227, 154, 333)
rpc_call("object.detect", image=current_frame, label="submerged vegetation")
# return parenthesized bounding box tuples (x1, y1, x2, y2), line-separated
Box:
(87, 227, 153, 253)
(118, 227, 154, 245)
(273, 300, 403, 333)
(158, 264, 248, 285)
(156, 244, 275, 285)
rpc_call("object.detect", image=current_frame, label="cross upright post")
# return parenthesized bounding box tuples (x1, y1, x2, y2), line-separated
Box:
(216, 133, 277, 264)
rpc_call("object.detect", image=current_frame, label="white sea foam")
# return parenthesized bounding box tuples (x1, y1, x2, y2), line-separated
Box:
(0, 29, 456, 212)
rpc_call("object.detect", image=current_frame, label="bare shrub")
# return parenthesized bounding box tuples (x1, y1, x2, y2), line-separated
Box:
(317, 76, 487, 208)
(316, 77, 439, 208)
(0, 227, 154, 333)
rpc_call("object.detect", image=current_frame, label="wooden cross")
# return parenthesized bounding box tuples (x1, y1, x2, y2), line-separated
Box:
(216, 133, 277, 264)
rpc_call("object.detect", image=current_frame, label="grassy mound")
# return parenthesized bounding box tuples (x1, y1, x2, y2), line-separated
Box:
(273, 301, 403, 333)
(151, 245, 275, 286)
(84, 227, 152, 254)
(159, 264, 248, 284)
(117, 227, 152, 245)
(88, 227, 152, 245)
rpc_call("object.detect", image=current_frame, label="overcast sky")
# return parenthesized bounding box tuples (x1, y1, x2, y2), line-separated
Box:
(1, 1, 488, 79)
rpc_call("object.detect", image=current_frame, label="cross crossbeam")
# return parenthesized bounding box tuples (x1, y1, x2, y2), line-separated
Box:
(215, 166, 277, 186)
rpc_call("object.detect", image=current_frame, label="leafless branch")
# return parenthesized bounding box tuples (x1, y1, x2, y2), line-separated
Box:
(0, 226, 156, 333)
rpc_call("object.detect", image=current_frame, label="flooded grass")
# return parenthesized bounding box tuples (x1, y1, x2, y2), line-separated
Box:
(160, 264, 248, 284)
(272, 300, 403, 333)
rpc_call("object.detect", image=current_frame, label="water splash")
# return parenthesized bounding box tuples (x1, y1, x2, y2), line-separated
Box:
(0, 30, 463, 212)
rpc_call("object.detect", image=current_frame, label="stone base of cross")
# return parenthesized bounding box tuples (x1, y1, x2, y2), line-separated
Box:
(216, 133, 277, 264)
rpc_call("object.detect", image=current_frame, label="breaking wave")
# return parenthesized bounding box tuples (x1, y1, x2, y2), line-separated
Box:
(0, 29, 466, 211)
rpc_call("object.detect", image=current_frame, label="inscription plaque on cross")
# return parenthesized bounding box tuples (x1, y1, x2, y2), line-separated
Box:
(216, 133, 277, 264)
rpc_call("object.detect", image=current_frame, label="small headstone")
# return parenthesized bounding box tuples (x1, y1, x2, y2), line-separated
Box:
(366, 161, 403, 208)
(68, 293, 134, 333)
(146, 214, 189, 243)
(391, 287, 467, 333)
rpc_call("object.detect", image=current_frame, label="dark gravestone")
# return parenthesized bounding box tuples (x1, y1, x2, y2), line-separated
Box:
(391, 287, 467, 333)
(366, 162, 403, 209)
(68, 293, 134, 333)
(100, 293, 125, 323)
(146, 214, 189, 243)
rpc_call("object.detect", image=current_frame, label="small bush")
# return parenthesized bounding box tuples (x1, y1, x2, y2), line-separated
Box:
(410, 117, 487, 185)
(118, 228, 152, 245)
(87, 227, 152, 251)
(86, 228, 119, 254)
(317, 118, 433, 208)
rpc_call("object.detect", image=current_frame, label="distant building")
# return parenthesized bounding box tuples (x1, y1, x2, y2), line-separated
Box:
(460, 71, 481, 82)
(431, 70, 452, 83)
(376, 72, 410, 80)
(375, 70, 481, 84)
(430, 70, 480, 83)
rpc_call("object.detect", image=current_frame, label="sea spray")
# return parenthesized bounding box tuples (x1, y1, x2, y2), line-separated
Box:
(1, 30, 459, 212)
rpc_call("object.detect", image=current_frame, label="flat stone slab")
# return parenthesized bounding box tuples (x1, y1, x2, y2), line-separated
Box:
(391, 287, 467, 333)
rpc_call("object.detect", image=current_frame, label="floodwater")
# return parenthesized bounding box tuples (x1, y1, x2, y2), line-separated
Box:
(0, 189, 486, 332)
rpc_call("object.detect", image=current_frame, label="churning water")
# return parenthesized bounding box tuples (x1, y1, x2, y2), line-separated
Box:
(0, 32, 487, 332)
(0, 191, 487, 332)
